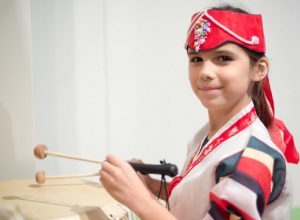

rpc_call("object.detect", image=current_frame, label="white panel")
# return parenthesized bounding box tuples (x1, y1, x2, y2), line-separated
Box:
(31, 0, 78, 175)
(0, 0, 35, 179)
(73, 0, 107, 173)
(31, 0, 107, 176)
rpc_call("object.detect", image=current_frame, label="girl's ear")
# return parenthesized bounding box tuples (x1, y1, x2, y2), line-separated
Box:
(252, 57, 269, 81)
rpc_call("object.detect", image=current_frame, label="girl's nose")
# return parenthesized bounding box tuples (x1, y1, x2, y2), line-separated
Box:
(198, 61, 215, 81)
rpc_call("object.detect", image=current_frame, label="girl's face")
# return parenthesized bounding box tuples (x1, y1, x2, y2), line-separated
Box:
(188, 43, 258, 112)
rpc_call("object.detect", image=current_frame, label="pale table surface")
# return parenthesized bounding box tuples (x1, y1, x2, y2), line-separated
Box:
(0, 178, 129, 220)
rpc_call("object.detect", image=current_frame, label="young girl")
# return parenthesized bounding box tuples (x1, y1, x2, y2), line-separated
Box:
(99, 5, 299, 220)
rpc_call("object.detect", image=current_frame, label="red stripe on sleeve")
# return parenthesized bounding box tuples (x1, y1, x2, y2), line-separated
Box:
(210, 191, 256, 220)
(237, 156, 272, 204)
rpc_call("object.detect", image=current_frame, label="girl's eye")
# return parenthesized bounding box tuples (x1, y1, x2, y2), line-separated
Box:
(190, 56, 203, 63)
(217, 55, 232, 62)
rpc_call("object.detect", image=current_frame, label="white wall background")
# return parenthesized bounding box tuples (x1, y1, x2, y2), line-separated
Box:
(0, 0, 35, 179)
(1, 0, 299, 206)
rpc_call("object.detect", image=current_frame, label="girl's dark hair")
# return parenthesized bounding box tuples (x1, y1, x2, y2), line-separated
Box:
(210, 4, 273, 128)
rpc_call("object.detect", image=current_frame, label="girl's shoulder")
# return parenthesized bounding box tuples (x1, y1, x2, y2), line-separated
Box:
(250, 118, 285, 157)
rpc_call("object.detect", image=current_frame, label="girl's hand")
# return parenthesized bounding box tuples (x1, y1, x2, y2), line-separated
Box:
(128, 158, 155, 193)
(99, 154, 156, 213)
(129, 158, 170, 201)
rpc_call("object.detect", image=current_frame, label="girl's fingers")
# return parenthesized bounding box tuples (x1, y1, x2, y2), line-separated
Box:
(105, 154, 124, 167)
(101, 159, 116, 173)
(102, 162, 126, 182)
(129, 158, 143, 164)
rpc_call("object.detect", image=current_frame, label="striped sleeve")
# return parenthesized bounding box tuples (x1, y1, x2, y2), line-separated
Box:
(204, 136, 286, 220)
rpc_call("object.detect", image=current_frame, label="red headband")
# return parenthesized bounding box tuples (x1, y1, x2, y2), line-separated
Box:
(185, 9, 298, 163)
(186, 10, 265, 53)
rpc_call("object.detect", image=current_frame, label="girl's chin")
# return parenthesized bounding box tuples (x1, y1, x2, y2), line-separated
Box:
(199, 99, 227, 110)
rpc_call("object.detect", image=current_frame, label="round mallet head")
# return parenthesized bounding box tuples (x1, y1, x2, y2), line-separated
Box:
(34, 144, 48, 159)
(35, 171, 46, 184)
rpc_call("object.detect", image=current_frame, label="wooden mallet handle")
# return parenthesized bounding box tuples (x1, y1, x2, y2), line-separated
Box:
(35, 170, 99, 184)
(34, 145, 102, 164)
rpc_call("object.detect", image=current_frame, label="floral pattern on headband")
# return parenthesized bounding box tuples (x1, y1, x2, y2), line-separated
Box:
(193, 19, 211, 52)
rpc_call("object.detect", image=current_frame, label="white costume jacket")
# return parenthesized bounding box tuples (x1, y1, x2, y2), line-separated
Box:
(168, 102, 291, 220)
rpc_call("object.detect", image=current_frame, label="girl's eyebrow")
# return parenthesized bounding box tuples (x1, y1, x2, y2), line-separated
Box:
(187, 50, 199, 56)
(187, 47, 236, 56)
(213, 49, 234, 54)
